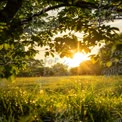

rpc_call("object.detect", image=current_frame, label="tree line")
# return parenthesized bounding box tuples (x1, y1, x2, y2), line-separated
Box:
(17, 58, 103, 77)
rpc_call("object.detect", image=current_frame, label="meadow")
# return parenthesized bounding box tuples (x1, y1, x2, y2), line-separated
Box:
(0, 76, 122, 122)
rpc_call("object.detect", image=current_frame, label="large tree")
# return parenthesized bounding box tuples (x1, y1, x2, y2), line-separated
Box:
(0, 0, 122, 78)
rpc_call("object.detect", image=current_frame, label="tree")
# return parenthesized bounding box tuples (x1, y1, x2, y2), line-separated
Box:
(43, 67, 54, 76)
(51, 63, 69, 76)
(80, 60, 102, 75)
(17, 58, 44, 77)
(70, 67, 78, 75)
(70, 60, 101, 75)
(0, 0, 122, 78)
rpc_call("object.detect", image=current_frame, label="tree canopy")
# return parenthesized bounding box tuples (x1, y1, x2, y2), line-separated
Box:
(0, 0, 122, 79)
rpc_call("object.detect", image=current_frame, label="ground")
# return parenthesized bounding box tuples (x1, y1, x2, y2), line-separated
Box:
(0, 76, 122, 122)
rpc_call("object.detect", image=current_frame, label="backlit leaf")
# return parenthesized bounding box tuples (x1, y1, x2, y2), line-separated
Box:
(106, 61, 112, 67)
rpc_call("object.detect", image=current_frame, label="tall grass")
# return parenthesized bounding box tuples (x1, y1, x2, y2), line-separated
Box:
(0, 76, 122, 122)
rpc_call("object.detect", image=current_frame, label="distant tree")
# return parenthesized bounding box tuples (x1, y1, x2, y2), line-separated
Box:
(79, 60, 101, 75)
(70, 60, 101, 75)
(51, 63, 69, 76)
(18, 58, 44, 77)
(70, 67, 78, 75)
(43, 67, 54, 76)
(18, 61, 69, 77)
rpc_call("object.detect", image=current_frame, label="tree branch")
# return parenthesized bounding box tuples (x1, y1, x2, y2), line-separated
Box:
(1, 0, 122, 27)
(20, 3, 66, 24)
(20, 1, 122, 25)
(20, 1, 97, 25)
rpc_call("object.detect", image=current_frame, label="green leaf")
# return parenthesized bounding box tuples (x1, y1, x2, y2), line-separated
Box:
(45, 52, 49, 56)
(111, 45, 116, 52)
(114, 58, 119, 63)
(32, 35, 41, 42)
(51, 53, 54, 57)
(0, 22, 6, 26)
(4, 43, 10, 50)
(91, 57, 97, 64)
(0, 44, 3, 50)
(106, 61, 112, 67)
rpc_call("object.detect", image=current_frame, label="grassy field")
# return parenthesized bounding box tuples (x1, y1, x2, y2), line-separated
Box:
(0, 76, 122, 122)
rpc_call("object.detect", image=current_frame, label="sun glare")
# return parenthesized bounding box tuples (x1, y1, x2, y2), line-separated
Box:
(66, 52, 90, 67)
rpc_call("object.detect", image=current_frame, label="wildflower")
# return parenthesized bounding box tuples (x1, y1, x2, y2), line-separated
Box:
(40, 90, 44, 94)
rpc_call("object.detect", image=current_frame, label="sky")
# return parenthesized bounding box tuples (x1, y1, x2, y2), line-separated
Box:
(35, 20, 122, 67)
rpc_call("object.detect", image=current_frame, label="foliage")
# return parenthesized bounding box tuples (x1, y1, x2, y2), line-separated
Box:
(0, 76, 122, 121)
(18, 62, 69, 77)
(18, 58, 44, 77)
(95, 33, 122, 75)
(0, 0, 122, 78)
(70, 60, 102, 75)
(51, 63, 69, 76)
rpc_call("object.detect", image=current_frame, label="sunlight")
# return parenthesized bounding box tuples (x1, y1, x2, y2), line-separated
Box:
(65, 52, 90, 67)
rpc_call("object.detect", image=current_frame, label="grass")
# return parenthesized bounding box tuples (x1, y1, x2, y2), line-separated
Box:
(0, 76, 122, 122)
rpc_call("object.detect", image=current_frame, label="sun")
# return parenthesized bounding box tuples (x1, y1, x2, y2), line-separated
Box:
(65, 52, 90, 67)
